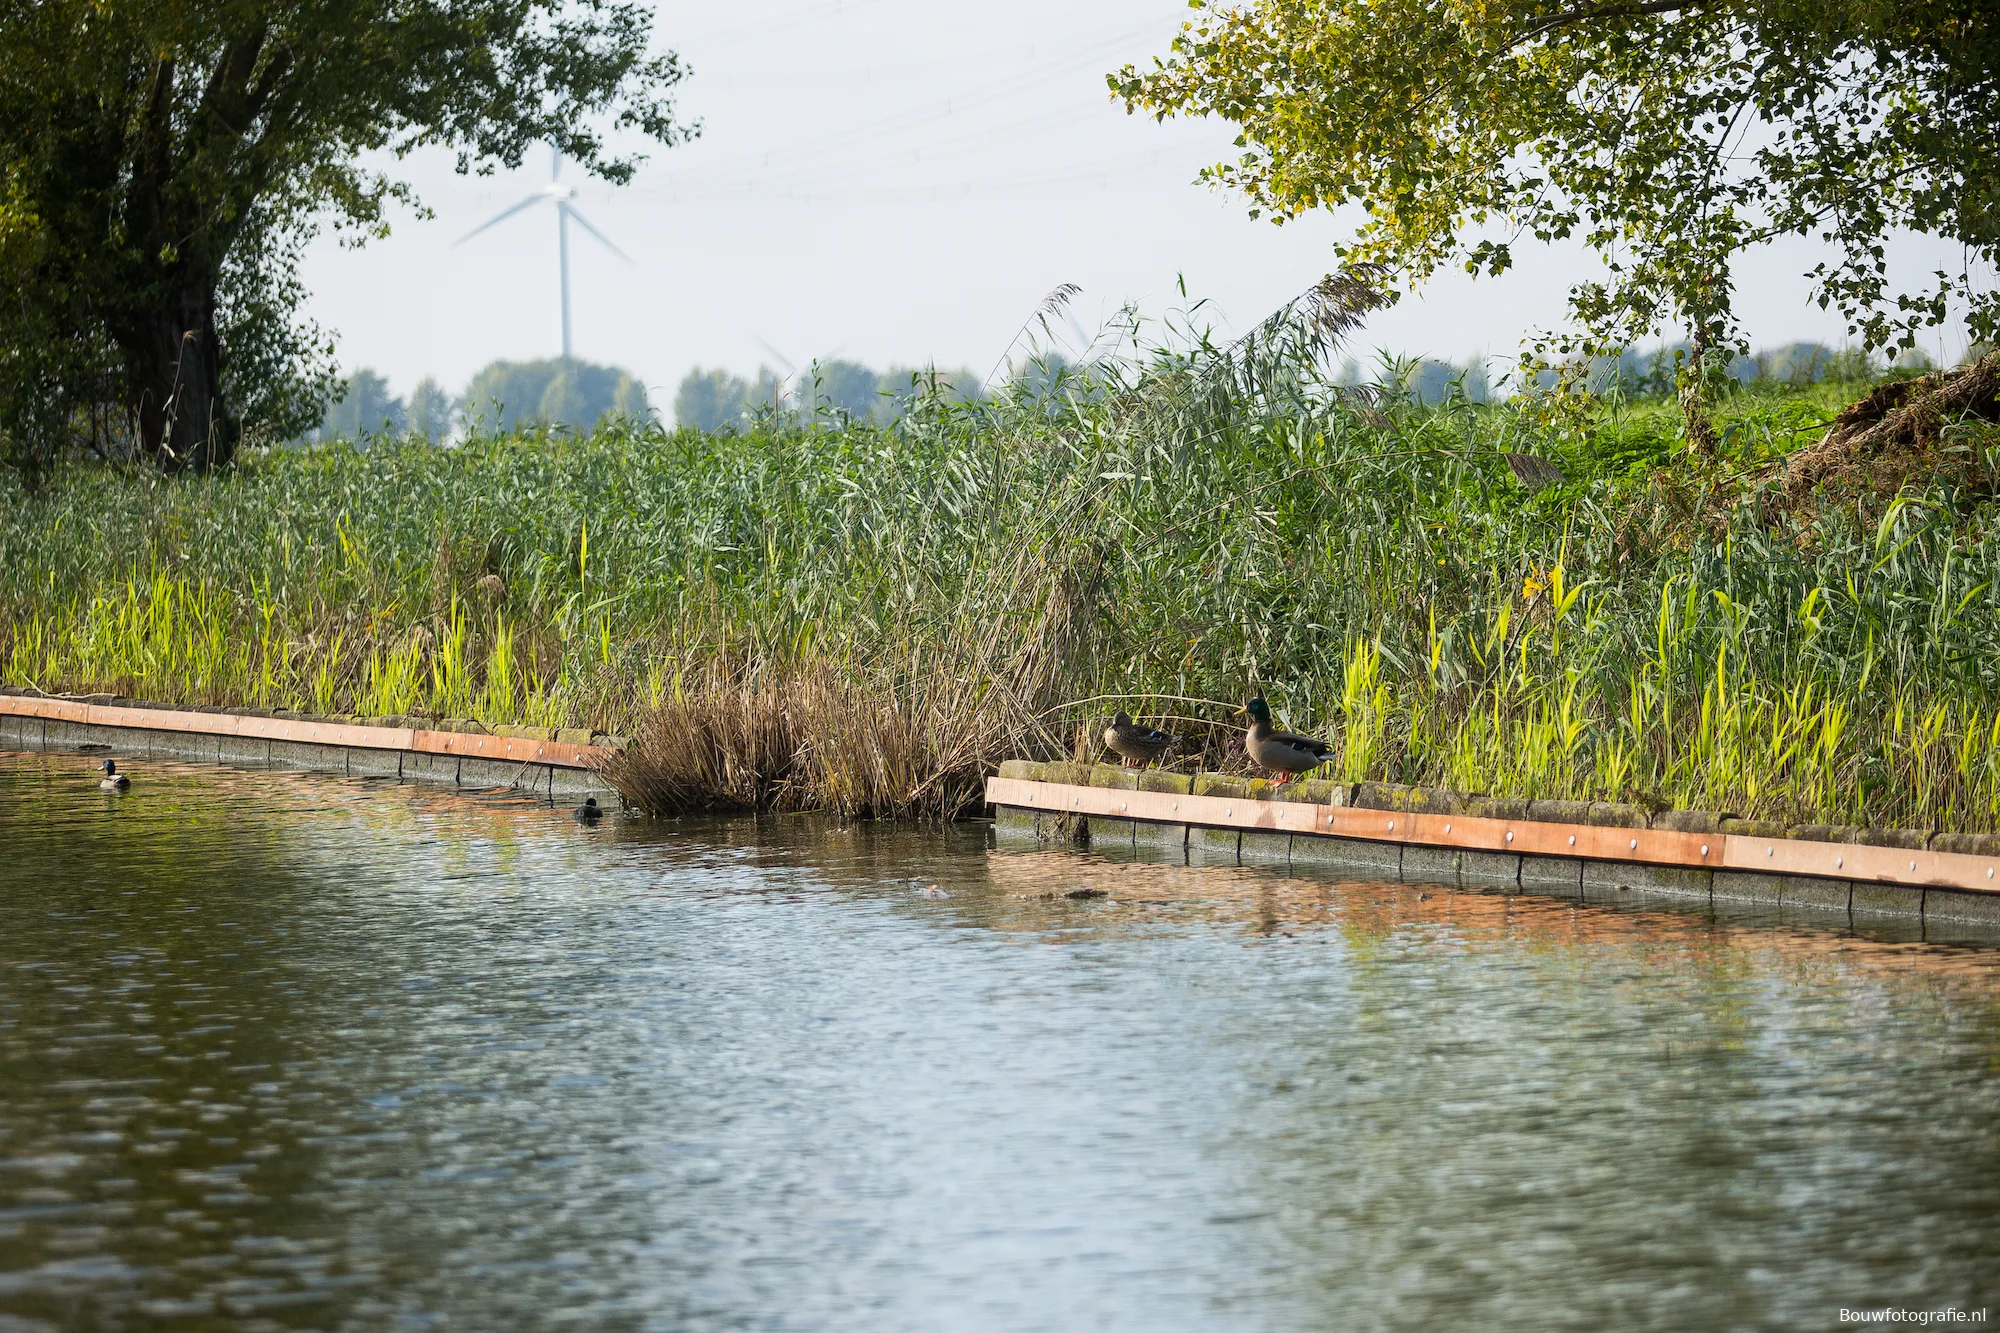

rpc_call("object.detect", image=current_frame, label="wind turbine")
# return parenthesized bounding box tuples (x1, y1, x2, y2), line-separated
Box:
(456, 146, 631, 364)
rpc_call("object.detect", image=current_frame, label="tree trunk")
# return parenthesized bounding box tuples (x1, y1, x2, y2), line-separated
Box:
(128, 282, 239, 471)
(1678, 323, 1718, 458)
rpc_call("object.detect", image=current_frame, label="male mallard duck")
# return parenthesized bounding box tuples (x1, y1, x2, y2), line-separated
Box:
(574, 796, 604, 824)
(99, 759, 130, 791)
(1235, 697, 1332, 784)
(1103, 712, 1173, 768)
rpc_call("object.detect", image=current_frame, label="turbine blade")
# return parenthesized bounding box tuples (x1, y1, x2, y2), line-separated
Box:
(454, 194, 544, 246)
(752, 336, 797, 376)
(562, 204, 631, 263)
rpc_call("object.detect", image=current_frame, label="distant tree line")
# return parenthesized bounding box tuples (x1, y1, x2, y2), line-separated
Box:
(673, 361, 983, 431)
(310, 358, 650, 443)
(1351, 341, 1961, 408)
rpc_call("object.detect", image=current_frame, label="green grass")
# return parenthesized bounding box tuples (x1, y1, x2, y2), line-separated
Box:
(3, 354, 1998, 826)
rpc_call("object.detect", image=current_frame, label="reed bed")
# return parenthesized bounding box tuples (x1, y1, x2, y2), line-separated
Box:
(4, 307, 1999, 826)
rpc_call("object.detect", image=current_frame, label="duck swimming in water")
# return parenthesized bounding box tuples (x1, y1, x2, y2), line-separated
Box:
(1235, 697, 1332, 785)
(574, 796, 604, 823)
(99, 759, 130, 791)
(1103, 712, 1173, 769)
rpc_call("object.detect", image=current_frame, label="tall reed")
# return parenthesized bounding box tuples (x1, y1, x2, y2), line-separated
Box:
(2, 301, 1995, 824)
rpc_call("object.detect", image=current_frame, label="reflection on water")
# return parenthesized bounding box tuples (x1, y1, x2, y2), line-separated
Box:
(1, 748, 1998, 1331)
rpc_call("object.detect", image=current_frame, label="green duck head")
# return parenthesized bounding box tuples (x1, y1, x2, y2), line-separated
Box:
(1237, 697, 1271, 724)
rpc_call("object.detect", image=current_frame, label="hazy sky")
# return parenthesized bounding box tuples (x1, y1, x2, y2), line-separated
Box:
(299, 0, 1980, 411)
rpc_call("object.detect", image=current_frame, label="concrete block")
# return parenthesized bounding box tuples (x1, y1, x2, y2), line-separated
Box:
(998, 759, 1047, 781)
(217, 736, 270, 767)
(1720, 818, 1789, 839)
(497, 724, 558, 741)
(1137, 770, 1192, 796)
(1851, 880, 1924, 918)
(1929, 831, 2000, 857)
(1192, 826, 1241, 861)
(1042, 762, 1093, 788)
(1650, 808, 1733, 834)
(1712, 870, 1785, 905)
(348, 747, 404, 778)
(555, 728, 594, 747)
(1088, 764, 1139, 790)
(1527, 799, 1593, 826)
(549, 768, 616, 801)
(1519, 855, 1583, 895)
(1457, 850, 1521, 889)
(1586, 802, 1650, 828)
(993, 808, 1086, 845)
(1923, 888, 2000, 930)
(403, 751, 460, 785)
(1192, 774, 1252, 800)
(269, 740, 348, 774)
(1605, 865, 1706, 900)
(1778, 875, 1852, 914)
(1132, 820, 1188, 851)
(1355, 782, 1463, 814)
(1788, 824, 1867, 844)
(1289, 834, 1400, 877)
(459, 757, 527, 788)
(149, 732, 217, 762)
(43, 719, 87, 748)
(1238, 830, 1291, 866)
(1853, 826, 1930, 850)
(1464, 795, 1532, 821)
(994, 806, 1041, 844)
(1400, 844, 1462, 885)
(1088, 816, 1138, 848)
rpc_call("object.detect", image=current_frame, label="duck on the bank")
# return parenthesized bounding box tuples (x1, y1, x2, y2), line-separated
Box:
(574, 796, 604, 824)
(1235, 697, 1332, 785)
(1103, 712, 1173, 769)
(98, 759, 130, 792)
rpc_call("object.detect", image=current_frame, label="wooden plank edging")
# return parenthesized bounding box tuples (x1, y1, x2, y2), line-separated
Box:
(984, 776, 2000, 897)
(0, 694, 610, 770)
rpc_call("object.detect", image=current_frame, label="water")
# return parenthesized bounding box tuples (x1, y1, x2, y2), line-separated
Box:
(2, 749, 1998, 1331)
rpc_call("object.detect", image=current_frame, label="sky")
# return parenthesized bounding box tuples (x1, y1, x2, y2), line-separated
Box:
(298, 0, 1982, 416)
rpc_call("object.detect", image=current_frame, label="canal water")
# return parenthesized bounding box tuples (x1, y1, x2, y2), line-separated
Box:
(2, 749, 1998, 1331)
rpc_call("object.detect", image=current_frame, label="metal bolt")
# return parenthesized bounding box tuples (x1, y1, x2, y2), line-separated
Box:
(1629, 839, 1638, 850)
(1701, 845, 1709, 856)
(1909, 860, 1917, 871)
(1837, 856, 1844, 869)
(1767, 846, 1774, 857)
(1568, 835, 1576, 846)
(1387, 820, 1395, 831)
(1444, 823, 1452, 834)
(1505, 831, 1514, 843)
(1121, 803, 1128, 812)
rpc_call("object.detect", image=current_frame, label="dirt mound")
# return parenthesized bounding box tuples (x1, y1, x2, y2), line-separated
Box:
(1783, 353, 2000, 506)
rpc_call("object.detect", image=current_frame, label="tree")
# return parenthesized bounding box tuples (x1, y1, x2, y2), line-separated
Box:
(0, 0, 693, 475)
(406, 376, 453, 439)
(674, 367, 750, 431)
(318, 367, 405, 440)
(1112, 0, 2000, 450)
(461, 357, 649, 433)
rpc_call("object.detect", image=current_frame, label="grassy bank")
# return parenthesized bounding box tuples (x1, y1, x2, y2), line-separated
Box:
(4, 338, 1999, 827)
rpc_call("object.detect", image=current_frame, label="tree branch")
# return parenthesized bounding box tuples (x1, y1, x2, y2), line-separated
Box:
(1509, 0, 1704, 51)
